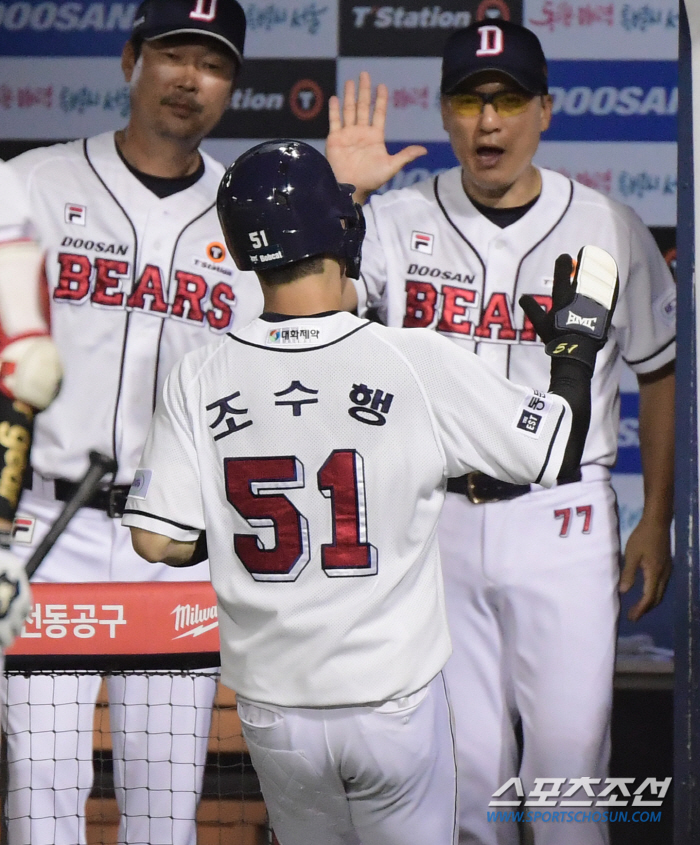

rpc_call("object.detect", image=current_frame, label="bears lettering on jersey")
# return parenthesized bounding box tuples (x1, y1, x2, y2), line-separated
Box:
(437, 286, 477, 334)
(55, 252, 236, 330)
(405, 279, 552, 342)
(473, 293, 517, 340)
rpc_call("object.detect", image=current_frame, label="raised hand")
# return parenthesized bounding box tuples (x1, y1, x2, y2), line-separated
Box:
(326, 71, 427, 204)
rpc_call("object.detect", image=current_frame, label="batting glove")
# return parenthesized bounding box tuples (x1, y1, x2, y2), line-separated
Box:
(0, 333, 62, 410)
(520, 245, 619, 373)
(0, 548, 31, 649)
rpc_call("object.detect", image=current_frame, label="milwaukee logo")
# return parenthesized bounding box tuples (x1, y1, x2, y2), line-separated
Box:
(172, 603, 218, 638)
(566, 312, 598, 330)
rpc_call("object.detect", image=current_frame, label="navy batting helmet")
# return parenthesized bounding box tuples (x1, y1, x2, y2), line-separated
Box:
(216, 140, 365, 279)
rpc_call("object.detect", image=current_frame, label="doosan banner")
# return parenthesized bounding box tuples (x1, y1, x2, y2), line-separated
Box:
(0, 1, 340, 57)
(546, 60, 678, 141)
(0, 1, 137, 55)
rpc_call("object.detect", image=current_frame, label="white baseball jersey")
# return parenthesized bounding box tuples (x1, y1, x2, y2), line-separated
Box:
(359, 166, 676, 845)
(123, 311, 573, 707)
(359, 166, 677, 467)
(9, 132, 264, 485)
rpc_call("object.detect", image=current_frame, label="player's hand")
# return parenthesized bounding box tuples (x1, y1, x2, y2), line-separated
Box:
(326, 71, 427, 205)
(0, 547, 31, 649)
(619, 516, 672, 621)
(0, 333, 62, 410)
(519, 246, 619, 372)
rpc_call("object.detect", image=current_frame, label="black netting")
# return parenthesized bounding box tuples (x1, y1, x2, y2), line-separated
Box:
(1, 665, 269, 845)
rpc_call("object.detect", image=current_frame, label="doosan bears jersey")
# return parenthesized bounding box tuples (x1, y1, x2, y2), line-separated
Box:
(123, 311, 573, 707)
(9, 132, 264, 485)
(358, 167, 676, 468)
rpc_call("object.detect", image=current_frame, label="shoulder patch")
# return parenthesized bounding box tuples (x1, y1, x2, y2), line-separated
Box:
(513, 391, 553, 439)
(129, 469, 152, 499)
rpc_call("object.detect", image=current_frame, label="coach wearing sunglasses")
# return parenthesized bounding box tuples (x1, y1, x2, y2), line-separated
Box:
(327, 19, 675, 845)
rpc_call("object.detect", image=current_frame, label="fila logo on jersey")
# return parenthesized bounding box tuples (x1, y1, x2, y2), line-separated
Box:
(411, 231, 434, 254)
(566, 311, 597, 331)
(65, 204, 86, 226)
(56, 253, 236, 331)
(11, 515, 35, 545)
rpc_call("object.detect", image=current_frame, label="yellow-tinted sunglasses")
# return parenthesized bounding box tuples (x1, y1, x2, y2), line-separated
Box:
(448, 90, 534, 117)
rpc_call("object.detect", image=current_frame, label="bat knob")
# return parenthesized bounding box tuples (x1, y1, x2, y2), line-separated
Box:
(88, 451, 118, 477)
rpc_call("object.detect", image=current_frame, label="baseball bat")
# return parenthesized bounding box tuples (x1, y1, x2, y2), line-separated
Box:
(24, 450, 119, 578)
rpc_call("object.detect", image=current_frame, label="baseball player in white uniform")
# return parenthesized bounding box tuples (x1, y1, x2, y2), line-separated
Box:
(122, 139, 620, 845)
(1, 3, 263, 844)
(0, 160, 62, 676)
(327, 21, 675, 845)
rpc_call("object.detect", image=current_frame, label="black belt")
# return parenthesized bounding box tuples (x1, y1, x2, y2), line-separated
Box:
(446, 470, 581, 504)
(25, 473, 129, 519)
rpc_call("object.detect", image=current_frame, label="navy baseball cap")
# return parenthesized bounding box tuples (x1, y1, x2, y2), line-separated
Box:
(441, 20, 548, 95)
(131, 0, 246, 66)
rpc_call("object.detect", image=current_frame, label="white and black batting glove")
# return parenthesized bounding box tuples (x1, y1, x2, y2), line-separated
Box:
(0, 548, 31, 649)
(520, 245, 620, 372)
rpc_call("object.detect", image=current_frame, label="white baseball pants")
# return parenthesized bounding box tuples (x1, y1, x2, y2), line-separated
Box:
(439, 467, 619, 845)
(238, 672, 458, 845)
(2, 487, 217, 845)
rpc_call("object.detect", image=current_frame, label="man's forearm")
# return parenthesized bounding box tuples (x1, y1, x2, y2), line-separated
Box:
(130, 527, 197, 566)
(637, 362, 675, 526)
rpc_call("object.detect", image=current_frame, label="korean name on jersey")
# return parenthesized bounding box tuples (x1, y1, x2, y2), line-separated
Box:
(123, 312, 573, 707)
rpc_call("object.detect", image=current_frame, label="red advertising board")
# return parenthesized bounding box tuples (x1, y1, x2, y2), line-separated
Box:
(5, 582, 220, 657)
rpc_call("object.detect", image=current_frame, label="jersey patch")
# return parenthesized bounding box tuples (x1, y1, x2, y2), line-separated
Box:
(655, 290, 676, 327)
(266, 327, 321, 346)
(206, 242, 226, 263)
(64, 204, 86, 226)
(411, 231, 434, 254)
(129, 469, 153, 500)
(11, 514, 35, 545)
(513, 391, 553, 439)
